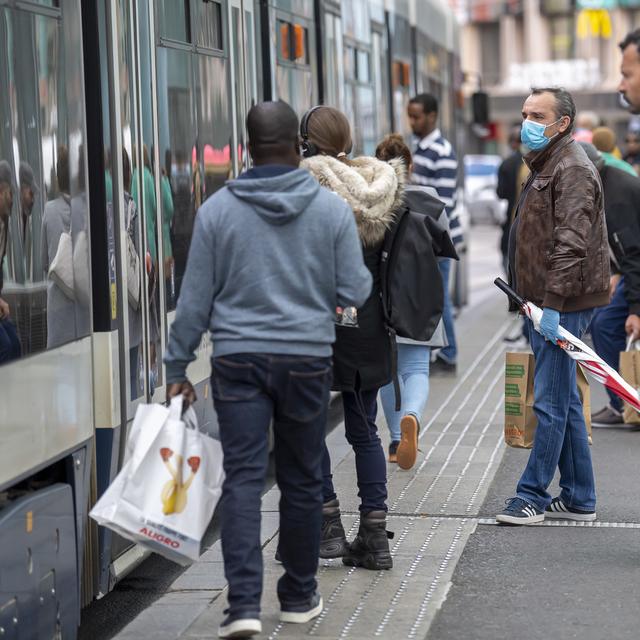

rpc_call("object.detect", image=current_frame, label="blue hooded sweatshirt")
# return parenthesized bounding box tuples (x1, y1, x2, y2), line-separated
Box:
(164, 167, 372, 384)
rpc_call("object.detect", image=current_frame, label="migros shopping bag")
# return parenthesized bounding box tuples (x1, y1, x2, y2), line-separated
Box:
(90, 396, 224, 564)
(619, 340, 640, 426)
(504, 353, 592, 448)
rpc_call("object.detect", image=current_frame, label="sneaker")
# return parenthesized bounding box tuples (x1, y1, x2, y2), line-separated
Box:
(496, 497, 544, 525)
(280, 592, 323, 624)
(591, 405, 623, 427)
(545, 497, 596, 522)
(218, 615, 261, 638)
(396, 414, 419, 470)
(388, 440, 399, 463)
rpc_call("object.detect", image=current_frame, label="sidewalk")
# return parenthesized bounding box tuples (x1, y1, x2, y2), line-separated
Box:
(112, 228, 517, 639)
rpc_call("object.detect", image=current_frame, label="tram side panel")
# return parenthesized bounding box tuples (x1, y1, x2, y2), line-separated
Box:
(0, 0, 93, 637)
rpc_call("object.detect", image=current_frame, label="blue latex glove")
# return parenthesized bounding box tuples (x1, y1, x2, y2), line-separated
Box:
(539, 308, 561, 342)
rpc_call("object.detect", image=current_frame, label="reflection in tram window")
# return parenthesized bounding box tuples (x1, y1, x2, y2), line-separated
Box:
(122, 149, 144, 400)
(193, 0, 223, 50)
(41, 147, 90, 349)
(0, 5, 89, 360)
(197, 55, 232, 198)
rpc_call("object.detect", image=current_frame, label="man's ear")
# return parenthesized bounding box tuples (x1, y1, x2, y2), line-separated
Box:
(558, 116, 571, 133)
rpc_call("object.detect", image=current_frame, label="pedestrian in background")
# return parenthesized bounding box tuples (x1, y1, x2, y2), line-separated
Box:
(301, 105, 404, 570)
(165, 101, 372, 639)
(591, 126, 637, 176)
(496, 126, 523, 275)
(407, 93, 461, 374)
(375, 133, 449, 469)
(577, 142, 640, 428)
(497, 88, 609, 525)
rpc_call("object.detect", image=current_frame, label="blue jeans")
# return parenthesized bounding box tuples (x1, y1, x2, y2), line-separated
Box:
(0, 318, 21, 363)
(437, 258, 457, 363)
(590, 279, 628, 412)
(380, 343, 431, 441)
(516, 310, 596, 511)
(322, 388, 387, 513)
(212, 353, 331, 616)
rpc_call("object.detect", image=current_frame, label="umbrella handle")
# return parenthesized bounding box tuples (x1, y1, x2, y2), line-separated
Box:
(494, 278, 527, 308)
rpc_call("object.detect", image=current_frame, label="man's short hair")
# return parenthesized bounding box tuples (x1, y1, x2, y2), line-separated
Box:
(530, 87, 576, 131)
(0, 160, 12, 188)
(246, 100, 299, 159)
(620, 29, 640, 54)
(409, 93, 439, 115)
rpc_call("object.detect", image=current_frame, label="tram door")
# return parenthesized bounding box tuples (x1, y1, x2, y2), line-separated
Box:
(229, 0, 258, 174)
(100, 0, 167, 565)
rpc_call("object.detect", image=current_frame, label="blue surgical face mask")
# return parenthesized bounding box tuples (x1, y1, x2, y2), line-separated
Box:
(521, 118, 561, 151)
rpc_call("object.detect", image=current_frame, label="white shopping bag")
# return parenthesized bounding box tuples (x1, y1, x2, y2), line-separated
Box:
(90, 396, 224, 564)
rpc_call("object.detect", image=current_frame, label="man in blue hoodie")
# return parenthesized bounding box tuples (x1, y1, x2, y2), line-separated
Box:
(165, 101, 372, 639)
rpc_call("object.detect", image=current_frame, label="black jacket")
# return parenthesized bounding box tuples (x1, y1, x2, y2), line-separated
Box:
(599, 164, 640, 315)
(497, 151, 523, 257)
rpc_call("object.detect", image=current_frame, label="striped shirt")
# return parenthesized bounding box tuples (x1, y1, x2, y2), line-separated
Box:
(411, 129, 463, 246)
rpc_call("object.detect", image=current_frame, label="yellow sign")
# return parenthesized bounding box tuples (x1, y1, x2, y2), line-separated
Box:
(26, 511, 33, 533)
(577, 9, 612, 38)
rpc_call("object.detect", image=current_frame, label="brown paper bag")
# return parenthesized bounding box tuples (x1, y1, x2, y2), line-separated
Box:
(504, 353, 592, 448)
(504, 352, 536, 448)
(619, 350, 640, 425)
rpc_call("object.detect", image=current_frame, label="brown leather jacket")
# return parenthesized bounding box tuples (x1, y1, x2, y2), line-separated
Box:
(515, 134, 610, 312)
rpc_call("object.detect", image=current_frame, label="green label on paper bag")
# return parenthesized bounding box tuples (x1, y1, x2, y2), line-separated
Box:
(505, 364, 525, 378)
(505, 383, 521, 398)
(505, 402, 523, 416)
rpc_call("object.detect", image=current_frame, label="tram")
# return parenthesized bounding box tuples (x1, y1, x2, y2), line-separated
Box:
(0, 0, 462, 637)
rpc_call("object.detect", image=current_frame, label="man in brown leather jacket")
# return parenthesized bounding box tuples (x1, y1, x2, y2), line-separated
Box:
(497, 88, 610, 525)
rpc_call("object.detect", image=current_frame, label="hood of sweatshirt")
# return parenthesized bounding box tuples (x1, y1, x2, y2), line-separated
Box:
(301, 155, 405, 247)
(226, 168, 320, 225)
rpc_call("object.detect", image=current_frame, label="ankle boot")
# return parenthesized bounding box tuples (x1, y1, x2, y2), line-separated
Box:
(319, 498, 348, 558)
(342, 510, 394, 570)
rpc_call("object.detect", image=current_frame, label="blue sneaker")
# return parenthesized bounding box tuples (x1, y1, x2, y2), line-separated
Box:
(496, 497, 544, 525)
(218, 614, 261, 638)
(545, 497, 596, 522)
(280, 592, 323, 623)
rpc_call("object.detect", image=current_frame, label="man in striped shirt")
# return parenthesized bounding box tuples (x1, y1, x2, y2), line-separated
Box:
(408, 93, 462, 372)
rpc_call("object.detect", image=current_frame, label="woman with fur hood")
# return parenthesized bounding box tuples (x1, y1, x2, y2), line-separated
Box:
(300, 106, 405, 570)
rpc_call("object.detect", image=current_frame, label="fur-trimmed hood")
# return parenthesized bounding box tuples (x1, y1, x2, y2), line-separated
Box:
(301, 155, 405, 247)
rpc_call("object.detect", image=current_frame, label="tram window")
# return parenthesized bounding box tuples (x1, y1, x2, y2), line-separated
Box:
(156, 47, 195, 308)
(193, 0, 223, 50)
(157, 0, 190, 43)
(357, 50, 370, 84)
(344, 45, 356, 81)
(0, 7, 89, 363)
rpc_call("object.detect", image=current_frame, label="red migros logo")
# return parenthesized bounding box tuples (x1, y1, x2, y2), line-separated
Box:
(139, 526, 181, 549)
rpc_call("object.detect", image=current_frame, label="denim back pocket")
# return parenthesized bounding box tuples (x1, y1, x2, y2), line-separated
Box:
(282, 366, 332, 422)
(211, 357, 260, 401)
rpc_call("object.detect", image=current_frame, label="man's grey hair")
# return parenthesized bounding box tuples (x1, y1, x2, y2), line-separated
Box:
(531, 87, 576, 131)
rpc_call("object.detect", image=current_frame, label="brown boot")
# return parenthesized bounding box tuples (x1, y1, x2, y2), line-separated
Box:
(396, 414, 419, 470)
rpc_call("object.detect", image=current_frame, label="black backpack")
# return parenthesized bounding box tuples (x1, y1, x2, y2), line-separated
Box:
(380, 190, 458, 342)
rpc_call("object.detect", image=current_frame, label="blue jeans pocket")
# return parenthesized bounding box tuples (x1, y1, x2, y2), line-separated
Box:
(282, 366, 331, 422)
(211, 357, 260, 401)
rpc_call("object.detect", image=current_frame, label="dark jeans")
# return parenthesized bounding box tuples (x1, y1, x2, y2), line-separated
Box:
(516, 310, 596, 512)
(0, 318, 21, 363)
(322, 388, 388, 513)
(590, 278, 628, 411)
(212, 353, 331, 617)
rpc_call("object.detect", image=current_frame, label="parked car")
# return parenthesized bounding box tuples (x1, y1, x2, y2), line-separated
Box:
(463, 155, 508, 225)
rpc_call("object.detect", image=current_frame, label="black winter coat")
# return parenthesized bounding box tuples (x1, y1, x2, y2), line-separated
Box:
(333, 244, 391, 391)
(600, 164, 640, 315)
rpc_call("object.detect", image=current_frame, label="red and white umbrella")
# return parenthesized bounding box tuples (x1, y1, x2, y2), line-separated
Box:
(495, 278, 640, 413)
